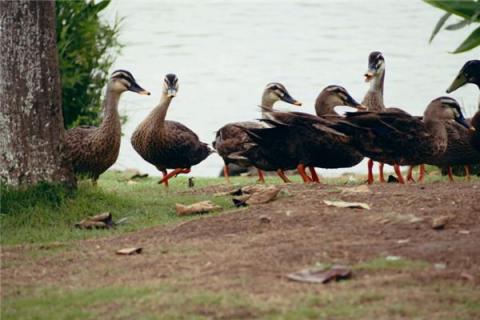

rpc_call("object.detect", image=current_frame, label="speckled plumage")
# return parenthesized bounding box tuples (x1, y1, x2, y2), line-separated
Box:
(237, 86, 365, 171)
(213, 121, 266, 167)
(429, 119, 480, 167)
(332, 98, 468, 167)
(132, 120, 211, 171)
(65, 123, 121, 180)
(131, 74, 211, 173)
(213, 83, 301, 171)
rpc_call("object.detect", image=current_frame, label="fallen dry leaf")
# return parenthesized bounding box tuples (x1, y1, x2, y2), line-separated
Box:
(75, 212, 113, 229)
(432, 216, 451, 230)
(175, 201, 222, 216)
(116, 247, 142, 255)
(287, 265, 351, 284)
(323, 200, 370, 210)
(246, 186, 280, 205)
(241, 185, 269, 194)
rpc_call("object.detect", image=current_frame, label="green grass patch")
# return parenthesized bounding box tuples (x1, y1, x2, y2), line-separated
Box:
(0, 172, 239, 245)
(3, 279, 480, 320)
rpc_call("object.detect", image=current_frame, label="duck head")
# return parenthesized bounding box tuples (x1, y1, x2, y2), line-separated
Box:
(364, 51, 385, 83)
(315, 85, 366, 116)
(424, 97, 474, 131)
(109, 70, 150, 95)
(162, 74, 179, 98)
(261, 82, 302, 107)
(446, 60, 480, 93)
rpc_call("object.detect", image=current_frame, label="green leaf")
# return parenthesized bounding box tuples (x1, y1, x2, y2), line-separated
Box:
(93, 0, 111, 13)
(423, 0, 480, 21)
(445, 18, 471, 30)
(429, 12, 451, 42)
(452, 25, 480, 53)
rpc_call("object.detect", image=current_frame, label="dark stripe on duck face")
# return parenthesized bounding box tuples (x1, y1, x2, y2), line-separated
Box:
(266, 82, 287, 97)
(325, 85, 349, 100)
(111, 70, 136, 87)
(368, 51, 384, 69)
(165, 74, 178, 86)
(438, 97, 460, 109)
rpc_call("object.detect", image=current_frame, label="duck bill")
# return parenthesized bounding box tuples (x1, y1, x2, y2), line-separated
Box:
(345, 94, 366, 110)
(129, 82, 150, 95)
(446, 72, 467, 93)
(281, 92, 302, 106)
(455, 115, 472, 130)
(364, 69, 375, 82)
(167, 88, 177, 98)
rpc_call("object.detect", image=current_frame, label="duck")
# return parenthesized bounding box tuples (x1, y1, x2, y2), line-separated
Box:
(213, 83, 302, 183)
(131, 74, 212, 187)
(234, 85, 366, 183)
(331, 97, 474, 179)
(447, 60, 480, 153)
(362, 51, 390, 184)
(65, 70, 150, 184)
(362, 51, 423, 183)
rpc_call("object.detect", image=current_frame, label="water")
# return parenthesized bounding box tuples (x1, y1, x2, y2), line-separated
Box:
(103, 0, 479, 177)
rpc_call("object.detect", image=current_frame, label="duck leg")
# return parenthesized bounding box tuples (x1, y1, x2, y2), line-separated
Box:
(159, 168, 191, 185)
(464, 165, 470, 181)
(223, 165, 231, 184)
(406, 166, 415, 183)
(161, 169, 169, 187)
(276, 169, 291, 183)
(309, 166, 320, 183)
(393, 164, 405, 184)
(447, 166, 454, 182)
(418, 164, 426, 183)
(378, 163, 386, 183)
(367, 159, 374, 184)
(297, 164, 312, 183)
(257, 169, 265, 183)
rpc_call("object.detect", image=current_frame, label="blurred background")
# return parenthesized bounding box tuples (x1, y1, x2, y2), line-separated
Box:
(100, 0, 479, 177)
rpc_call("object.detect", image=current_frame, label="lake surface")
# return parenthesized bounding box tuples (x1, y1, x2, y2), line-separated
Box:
(104, 0, 479, 177)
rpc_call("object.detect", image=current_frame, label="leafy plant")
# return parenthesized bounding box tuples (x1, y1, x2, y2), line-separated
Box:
(56, 0, 123, 128)
(425, 0, 480, 53)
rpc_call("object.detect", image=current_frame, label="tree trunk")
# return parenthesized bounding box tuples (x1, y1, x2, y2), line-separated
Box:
(0, 0, 75, 188)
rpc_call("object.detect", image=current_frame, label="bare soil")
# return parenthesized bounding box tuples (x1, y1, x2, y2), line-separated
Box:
(2, 181, 480, 316)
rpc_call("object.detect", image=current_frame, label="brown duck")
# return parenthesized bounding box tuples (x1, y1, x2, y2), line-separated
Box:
(234, 85, 366, 183)
(131, 74, 212, 187)
(65, 70, 150, 184)
(332, 97, 473, 175)
(446, 60, 480, 174)
(213, 83, 301, 183)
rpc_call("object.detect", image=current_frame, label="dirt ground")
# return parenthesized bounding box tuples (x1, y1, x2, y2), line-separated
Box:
(2, 181, 480, 318)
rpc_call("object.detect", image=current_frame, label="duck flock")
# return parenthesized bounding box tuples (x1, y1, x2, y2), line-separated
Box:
(65, 53, 480, 186)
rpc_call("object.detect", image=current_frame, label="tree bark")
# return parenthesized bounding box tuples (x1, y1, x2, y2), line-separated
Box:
(0, 0, 75, 188)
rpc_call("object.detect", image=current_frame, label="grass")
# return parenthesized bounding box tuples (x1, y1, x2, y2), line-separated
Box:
(0, 170, 368, 246)
(0, 171, 240, 245)
(3, 276, 479, 320)
(2, 170, 480, 319)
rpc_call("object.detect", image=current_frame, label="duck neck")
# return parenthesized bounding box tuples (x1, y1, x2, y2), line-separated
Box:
(423, 111, 448, 147)
(150, 93, 174, 130)
(315, 99, 338, 116)
(362, 70, 385, 111)
(260, 94, 276, 117)
(98, 87, 122, 137)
